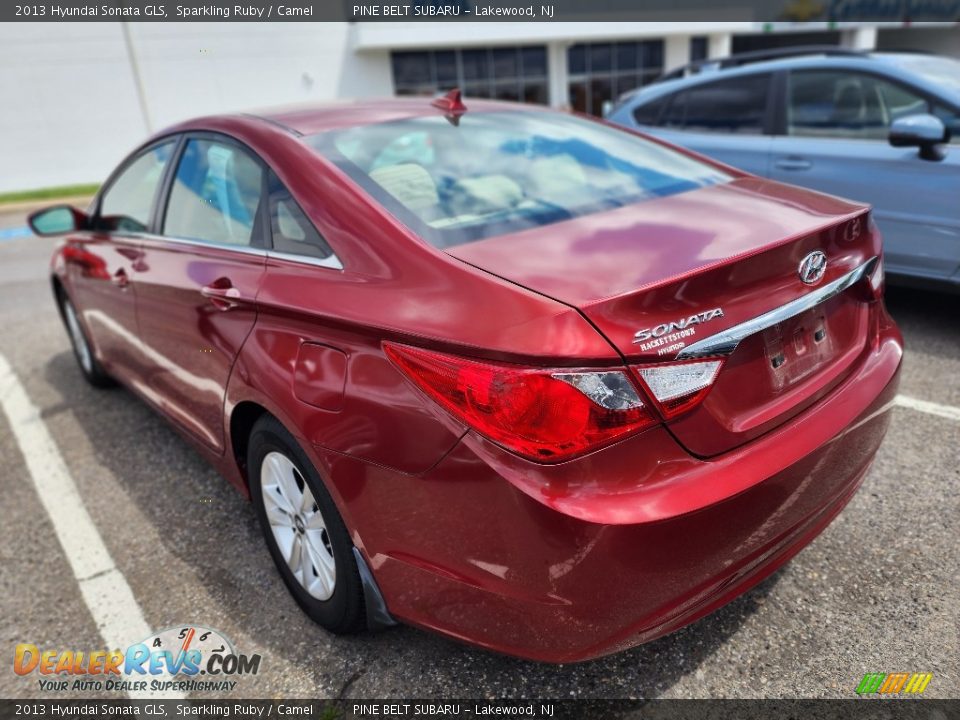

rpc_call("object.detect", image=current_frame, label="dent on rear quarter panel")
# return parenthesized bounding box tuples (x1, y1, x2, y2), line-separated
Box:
(233, 311, 467, 476)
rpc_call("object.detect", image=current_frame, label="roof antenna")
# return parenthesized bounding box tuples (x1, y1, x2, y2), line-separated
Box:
(431, 88, 467, 126)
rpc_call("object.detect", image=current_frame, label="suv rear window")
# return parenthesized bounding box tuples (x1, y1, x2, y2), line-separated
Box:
(661, 74, 771, 134)
(632, 95, 669, 126)
(309, 111, 728, 248)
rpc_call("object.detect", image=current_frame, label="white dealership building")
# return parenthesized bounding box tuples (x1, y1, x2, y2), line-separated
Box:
(0, 20, 957, 193)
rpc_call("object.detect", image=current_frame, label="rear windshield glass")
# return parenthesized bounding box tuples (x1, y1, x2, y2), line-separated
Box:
(308, 111, 730, 248)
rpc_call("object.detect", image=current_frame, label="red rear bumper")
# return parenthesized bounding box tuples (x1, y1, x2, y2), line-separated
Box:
(320, 315, 902, 662)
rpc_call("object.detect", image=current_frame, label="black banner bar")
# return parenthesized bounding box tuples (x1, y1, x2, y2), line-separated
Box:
(1, 699, 959, 720)
(4, 0, 960, 22)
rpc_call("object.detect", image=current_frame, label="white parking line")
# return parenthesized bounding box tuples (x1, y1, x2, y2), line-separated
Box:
(895, 394, 960, 422)
(0, 353, 183, 700)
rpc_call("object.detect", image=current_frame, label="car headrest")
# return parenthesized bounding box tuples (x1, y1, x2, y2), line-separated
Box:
(833, 84, 865, 122)
(450, 174, 524, 213)
(527, 154, 587, 201)
(369, 163, 439, 212)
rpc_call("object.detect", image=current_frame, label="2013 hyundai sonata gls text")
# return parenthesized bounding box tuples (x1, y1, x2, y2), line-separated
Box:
(31, 92, 902, 662)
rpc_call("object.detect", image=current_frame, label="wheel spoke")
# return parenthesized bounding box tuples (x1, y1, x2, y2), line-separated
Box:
(262, 454, 298, 514)
(298, 478, 315, 514)
(273, 526, 296, 563)
(304, 508, 327, 531)
(298, 535, 313, 588)
(306, 531, 335, 571)
(264, 494, 293, 528)
(287, 533, 302, 575)
(275, 460, 304, 512)
(304, 532, 336, 595)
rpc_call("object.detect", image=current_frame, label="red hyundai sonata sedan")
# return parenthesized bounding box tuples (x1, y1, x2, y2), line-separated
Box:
(31, 93, 902, 662)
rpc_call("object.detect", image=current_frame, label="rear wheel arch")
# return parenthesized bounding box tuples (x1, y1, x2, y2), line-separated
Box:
(228, 400, 351, 523)
(229, 400, 270, 489)
(224, 369, 363, 540)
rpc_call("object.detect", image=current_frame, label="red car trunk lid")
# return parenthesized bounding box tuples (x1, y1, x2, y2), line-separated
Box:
(448, 177, 880, 457)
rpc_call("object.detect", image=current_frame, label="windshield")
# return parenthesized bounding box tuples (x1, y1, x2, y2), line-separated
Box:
(883, 54, 960, 94)
(309, 111, 730, 248)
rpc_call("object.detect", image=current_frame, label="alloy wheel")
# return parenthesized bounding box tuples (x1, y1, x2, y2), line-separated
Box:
(260, 451, 337, 601)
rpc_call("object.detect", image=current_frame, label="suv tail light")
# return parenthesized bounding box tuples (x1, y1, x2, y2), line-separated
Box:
(633, 359, 725, 419)
(384, 343, 657, 462)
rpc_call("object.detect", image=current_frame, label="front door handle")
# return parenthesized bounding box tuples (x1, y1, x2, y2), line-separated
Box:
(111, 268, 129, 288)
(201, 278, 241, 311)
(774, 156, 813, 171)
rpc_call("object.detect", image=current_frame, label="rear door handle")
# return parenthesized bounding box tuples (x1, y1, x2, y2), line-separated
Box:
(774, 156, 813, 171)
(111, 268, 129, 288)
(201, 278, 241, 311)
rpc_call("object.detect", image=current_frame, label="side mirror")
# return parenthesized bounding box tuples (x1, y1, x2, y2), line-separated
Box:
(889, 113, 949, 161)
(27, 205, 90, 236)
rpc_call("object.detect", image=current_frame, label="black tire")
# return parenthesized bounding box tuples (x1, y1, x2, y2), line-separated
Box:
(247, 415, 365, 634)
(59, 293, 114, 388)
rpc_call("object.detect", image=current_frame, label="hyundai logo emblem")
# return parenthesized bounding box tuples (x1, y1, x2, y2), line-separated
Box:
(798, 251, 827, 285)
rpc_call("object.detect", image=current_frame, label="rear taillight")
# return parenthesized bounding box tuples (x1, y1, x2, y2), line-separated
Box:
(383, 343, 657, 462)
(633, 359, 725, 419)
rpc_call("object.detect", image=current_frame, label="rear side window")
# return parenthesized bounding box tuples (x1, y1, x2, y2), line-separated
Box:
(98, 141, 175, 233)
(309, 110, 729, 248)
(164, 139, 264, 246)
(267, 172, 335, 260)
(661, 74, 771, 134)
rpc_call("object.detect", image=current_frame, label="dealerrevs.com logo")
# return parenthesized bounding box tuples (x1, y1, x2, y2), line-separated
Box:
(14, 625, 261, 694)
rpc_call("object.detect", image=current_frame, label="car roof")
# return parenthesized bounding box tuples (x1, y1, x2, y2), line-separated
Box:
(622, 52, 960, 108)
(244, 96, 537, 136)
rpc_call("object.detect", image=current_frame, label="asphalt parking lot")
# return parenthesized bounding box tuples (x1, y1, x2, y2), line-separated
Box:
(0, 205, 957, 701)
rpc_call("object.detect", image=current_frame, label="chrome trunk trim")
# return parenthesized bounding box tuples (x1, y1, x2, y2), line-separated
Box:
(676, 256, 878, 360)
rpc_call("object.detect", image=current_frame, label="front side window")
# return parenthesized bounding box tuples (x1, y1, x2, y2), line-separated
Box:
(661, 74, 770, 134)
(932, 103, 960, 145)
(787, 70, 930, 140)
(310, 111, 730, 248)
(98, 141, 175, 233)
(164, 139, 264, 246)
